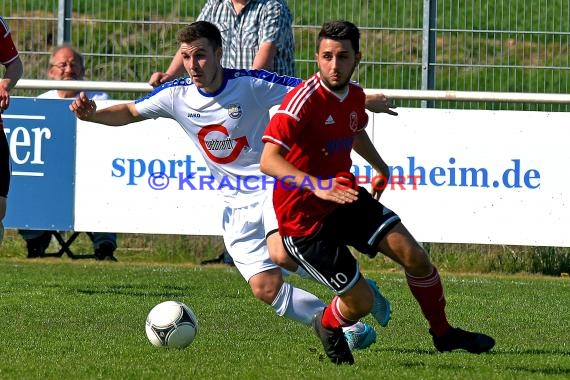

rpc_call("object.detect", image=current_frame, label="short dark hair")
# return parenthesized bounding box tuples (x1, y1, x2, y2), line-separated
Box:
(176, 21, 222, 50)
(317, 20, 360, 53)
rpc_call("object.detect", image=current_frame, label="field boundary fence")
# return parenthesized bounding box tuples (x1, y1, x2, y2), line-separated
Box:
(2, 0, 569, 110)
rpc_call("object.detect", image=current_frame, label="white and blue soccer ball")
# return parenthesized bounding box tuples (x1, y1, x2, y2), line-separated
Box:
(145, 300, 198, 349)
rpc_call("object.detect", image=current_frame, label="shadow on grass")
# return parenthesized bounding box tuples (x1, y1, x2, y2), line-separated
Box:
(381, 347, 435, 355)
(506, 366, 570, 376)
(72, 284, 191, 298)
(499, 348, 570, 356)
(385, 346, 570, 356)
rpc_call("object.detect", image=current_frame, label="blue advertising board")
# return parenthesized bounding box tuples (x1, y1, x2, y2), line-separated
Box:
(3, 97, 76, 230)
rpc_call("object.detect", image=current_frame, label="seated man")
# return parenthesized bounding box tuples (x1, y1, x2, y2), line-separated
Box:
(18, 45, 117, 260)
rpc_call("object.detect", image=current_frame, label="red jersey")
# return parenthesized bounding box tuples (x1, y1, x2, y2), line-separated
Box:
(0, 16, 19, 128)
(262, 74, 368, 236)
(0, 17, 18, 66)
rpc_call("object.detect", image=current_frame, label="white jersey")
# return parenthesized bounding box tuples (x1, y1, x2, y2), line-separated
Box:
(134, 68, 301, 204)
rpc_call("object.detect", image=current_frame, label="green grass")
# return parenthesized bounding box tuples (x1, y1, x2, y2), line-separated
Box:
(0, 258, 568, 379)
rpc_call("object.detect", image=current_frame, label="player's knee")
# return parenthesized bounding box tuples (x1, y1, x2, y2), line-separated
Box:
(268, 246, 287, 266)
(251, 285, 279, 304)
(402, 245, 432, 276)
(249, 270, 283, 305)
(267, 233, 297, 271)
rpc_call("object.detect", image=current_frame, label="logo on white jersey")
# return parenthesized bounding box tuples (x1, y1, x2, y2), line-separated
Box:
(227, 104, 242, 119)
(325, 115, 335, 125)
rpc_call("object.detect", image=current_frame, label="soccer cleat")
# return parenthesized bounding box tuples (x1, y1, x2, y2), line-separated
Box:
(312, 309, 354, 365)
(366, 279, 391, 327)
(431, 327, 496, 354)
(344, 322, 377, 351)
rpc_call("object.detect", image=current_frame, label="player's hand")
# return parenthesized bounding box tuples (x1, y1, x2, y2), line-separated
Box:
(69, 92, 96, 120)
(0, 85, 10, 111)
(148, 72, 173, 87)
(370, 175, 388, 200)
(312, 177, 359, 204)
(366, 93, 398, 116)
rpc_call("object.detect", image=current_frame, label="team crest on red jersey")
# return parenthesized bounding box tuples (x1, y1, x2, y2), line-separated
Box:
(349, 111, 359, 131)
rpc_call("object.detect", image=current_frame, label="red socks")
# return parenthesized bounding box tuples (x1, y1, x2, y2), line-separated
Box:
(320, 296, 357, 330)
(406, 266, 451, 336)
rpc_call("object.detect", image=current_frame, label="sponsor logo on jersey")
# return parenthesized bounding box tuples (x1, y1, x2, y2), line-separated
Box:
(187, 112, 201, 118)
(204, 138, 234, 151)
(325, 115, 335, 125)
(198, 124, 250, 164)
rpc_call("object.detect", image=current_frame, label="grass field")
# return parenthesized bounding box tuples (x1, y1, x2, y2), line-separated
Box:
(0, 258, 568, 379)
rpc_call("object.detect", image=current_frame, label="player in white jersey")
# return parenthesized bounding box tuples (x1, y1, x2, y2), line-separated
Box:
(69, 21, 396, 352)
(135, 69, 294, 202)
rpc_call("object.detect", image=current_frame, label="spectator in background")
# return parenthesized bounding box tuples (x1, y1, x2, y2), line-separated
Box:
(18, 45, 118, 261)
(148, 0, 294, 86)
(0, 16, 24, 245)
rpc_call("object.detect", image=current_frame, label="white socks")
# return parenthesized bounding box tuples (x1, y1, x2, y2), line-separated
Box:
(271, 282, 325, 326)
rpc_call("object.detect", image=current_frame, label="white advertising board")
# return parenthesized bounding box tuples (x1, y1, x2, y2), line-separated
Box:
(74, 101, 224, 235)
(357, 108, 569, 247)
(74, 101, 570, 246)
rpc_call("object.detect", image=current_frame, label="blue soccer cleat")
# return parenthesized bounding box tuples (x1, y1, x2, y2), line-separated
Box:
(344, 322, 377, 351)
(366, 279, 391, 327)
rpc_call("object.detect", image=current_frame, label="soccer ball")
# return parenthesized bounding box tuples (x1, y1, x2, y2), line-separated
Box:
(145, 300, 198, 349)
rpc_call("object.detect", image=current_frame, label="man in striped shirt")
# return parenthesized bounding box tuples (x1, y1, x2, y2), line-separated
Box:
(149, 0, 294, 86)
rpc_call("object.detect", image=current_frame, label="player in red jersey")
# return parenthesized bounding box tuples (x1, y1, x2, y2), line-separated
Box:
(261, 20, 495, 364)
(0, 16, 24, 244)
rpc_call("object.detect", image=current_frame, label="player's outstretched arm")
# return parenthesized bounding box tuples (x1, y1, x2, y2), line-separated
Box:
(69, 91, 145, 126)
(364, 93, 398, 116)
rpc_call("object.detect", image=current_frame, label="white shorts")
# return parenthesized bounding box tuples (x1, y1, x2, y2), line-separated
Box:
(222, 192, 279, 282)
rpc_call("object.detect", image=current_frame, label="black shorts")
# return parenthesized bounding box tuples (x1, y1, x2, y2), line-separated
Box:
(0, 130, 10, 197)
(282, 187, 401, 294)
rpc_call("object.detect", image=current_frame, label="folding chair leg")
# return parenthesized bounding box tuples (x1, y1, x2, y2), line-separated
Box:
(42, 232, 97, 259)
